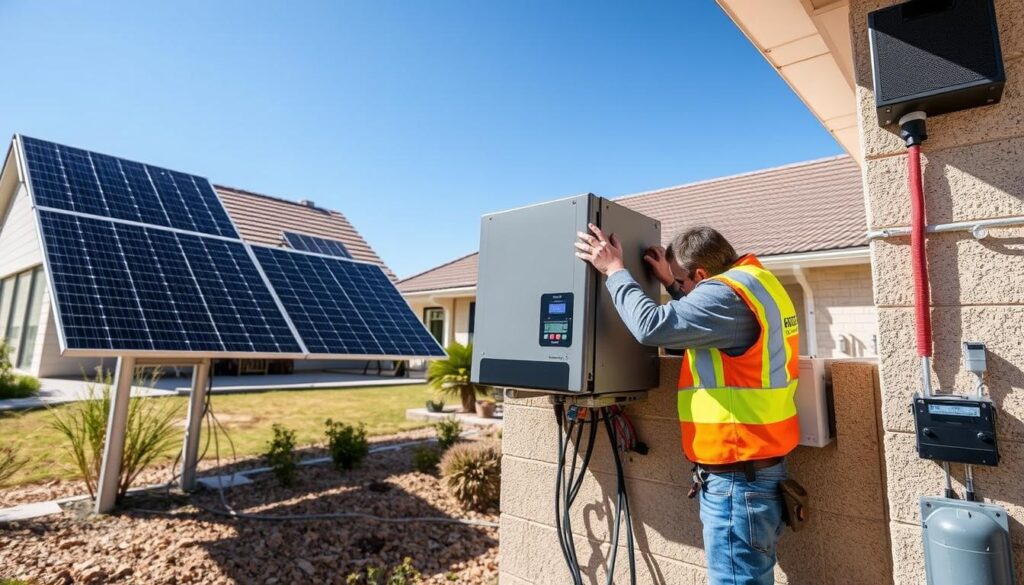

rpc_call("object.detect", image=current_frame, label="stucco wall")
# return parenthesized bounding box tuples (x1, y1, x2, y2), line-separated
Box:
(499, 359, 891, 584)
(850, 0, 1024, 582)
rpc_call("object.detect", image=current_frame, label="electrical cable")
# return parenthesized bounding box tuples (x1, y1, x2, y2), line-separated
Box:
(604, 410, 636, 585)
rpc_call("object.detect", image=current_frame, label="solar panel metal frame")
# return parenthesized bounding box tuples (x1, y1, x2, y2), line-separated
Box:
(251, 243, 447, 361)
(14, 135, 445, 361)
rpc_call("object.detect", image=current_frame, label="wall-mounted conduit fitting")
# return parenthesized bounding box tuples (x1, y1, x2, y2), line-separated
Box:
(866, 216, 1024, 241)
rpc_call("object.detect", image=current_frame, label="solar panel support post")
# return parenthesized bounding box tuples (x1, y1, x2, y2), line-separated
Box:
(95, 356, 137, 514)
(180, 359, 211, 492)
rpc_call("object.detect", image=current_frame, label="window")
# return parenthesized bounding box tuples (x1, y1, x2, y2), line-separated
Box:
(0, 266, 45, 370)
(468, 302, 476, 344)
(424, 307, 445, 344)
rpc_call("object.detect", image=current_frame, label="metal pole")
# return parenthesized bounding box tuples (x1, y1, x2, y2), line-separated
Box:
(180, 359, 211, 492)
(95, 356, 137, 514)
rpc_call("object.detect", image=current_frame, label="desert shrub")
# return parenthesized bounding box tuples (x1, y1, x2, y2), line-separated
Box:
(325, 419, 369, 471)
(346, 557, 421, 584)
(0, 445, 27, 486)
(265, 424, 298, 486)
(412, 444, 441, 474)
(434, 417, 462, 450)
(0, 341, 40, 399)
(440, 441, 501, 512)
(48, 368, 181, 499)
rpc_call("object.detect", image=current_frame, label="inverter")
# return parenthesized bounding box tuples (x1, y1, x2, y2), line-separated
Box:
(471, 194, 661, 394)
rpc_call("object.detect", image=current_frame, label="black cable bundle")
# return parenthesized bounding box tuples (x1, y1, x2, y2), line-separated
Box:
(553, 403, 638, 584)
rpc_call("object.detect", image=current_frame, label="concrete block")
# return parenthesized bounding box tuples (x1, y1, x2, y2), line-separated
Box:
(499, 572, 532, 585)
(502, 403, 692, 486)
(871, 230, 1024, 308)
(866, 137, 1024, 229)
(501, 454, 707, 568)
(851, 0, 1024, 160)
(875, 307, 1024, 442)
(499, 513, 704, 585)
(889, 521, 927, 585)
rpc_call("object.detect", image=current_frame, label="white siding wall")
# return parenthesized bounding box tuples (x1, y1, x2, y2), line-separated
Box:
(0, 183, 41, 279)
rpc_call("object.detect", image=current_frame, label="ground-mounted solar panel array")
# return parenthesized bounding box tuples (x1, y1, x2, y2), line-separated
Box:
(283, 231, 353, 259)
(19, 136, 446, 359)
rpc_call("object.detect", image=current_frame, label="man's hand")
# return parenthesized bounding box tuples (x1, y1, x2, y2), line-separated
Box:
(643, 245, 674, 288)
(575, 223, 625, 276)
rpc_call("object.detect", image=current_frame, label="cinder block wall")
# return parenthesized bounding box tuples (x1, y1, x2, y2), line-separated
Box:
(499, 359, 892, 584)
(807, 264, 878, 359)
(849, 0, 1024, 582)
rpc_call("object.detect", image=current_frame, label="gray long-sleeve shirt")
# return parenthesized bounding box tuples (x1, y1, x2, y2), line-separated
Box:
(605, 269, 759, 357)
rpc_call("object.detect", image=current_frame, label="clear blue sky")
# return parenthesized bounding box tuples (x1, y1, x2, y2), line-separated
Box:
(0, 1, 841, 279)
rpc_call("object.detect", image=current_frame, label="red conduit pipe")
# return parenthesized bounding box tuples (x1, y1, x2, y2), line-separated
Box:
(907, 144, 932, 358)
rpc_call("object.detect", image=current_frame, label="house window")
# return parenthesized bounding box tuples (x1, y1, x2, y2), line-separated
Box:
(424, 307, 445, 344)
(0, 266, 45, 369)
(468, 302, 476, 344)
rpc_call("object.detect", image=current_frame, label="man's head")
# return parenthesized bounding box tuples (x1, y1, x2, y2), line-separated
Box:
(665, 227, 738, 293)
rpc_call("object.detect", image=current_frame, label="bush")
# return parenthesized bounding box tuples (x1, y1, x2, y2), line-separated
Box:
(0, 445, 27, 486)
(0, 341, 40, 399)
(440, 441, 501, 512)
(325, 419, 369, 471)
(48, 369, 181, 499)
(434, 418, 462, 450)
(412, 445, 441, 474)
(346, 557, 421, 584)
(265, 424, 298, 486)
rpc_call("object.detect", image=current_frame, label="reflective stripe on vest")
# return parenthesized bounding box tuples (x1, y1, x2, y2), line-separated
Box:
(677, 255, 800, 465)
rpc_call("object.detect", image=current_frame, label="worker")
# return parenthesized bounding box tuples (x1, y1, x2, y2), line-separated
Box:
(574, 224, 799, 585)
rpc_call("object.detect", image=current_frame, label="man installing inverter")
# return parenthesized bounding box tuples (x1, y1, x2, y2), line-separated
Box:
(575, 224, 800, 585)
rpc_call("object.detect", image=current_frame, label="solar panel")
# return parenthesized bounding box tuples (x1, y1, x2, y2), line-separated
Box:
(21, 136, 238, 239)
(253, 246, 446, 358)
(283, 231, 353, 259)
(38, 210, 302, 354)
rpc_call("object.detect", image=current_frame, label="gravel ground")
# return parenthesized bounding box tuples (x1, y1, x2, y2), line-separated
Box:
(0, 429, 500, 584)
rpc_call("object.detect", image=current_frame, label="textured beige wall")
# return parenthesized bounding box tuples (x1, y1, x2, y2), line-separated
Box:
(850, 0, 1024, 582)
(499, 359, 891, 584)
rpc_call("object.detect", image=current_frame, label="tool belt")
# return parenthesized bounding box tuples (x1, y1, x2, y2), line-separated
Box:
(687, 457, 811, 532)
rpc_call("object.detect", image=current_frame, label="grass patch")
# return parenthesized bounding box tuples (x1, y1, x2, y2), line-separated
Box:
(0, 384, 433, 486)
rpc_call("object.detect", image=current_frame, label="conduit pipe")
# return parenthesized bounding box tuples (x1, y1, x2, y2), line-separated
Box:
(791, 265, 817, 358)
(901, 112, 934, 397)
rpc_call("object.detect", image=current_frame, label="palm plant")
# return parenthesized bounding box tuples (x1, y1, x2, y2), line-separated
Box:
(426, 342, 489, 413)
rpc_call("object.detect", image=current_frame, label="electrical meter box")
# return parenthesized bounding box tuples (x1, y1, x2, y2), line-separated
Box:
(913, 394, 999, 466)
(471, 194, 661, 394)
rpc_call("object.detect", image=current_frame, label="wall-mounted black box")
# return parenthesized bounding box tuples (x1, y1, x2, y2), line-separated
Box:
(913, 395, 999, 466)
(869, 0, 1005, 127)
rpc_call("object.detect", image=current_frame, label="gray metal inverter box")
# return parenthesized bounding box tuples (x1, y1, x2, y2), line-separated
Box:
(471, 194, 661, 394)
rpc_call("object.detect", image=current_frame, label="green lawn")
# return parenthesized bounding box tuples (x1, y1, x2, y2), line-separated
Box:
(1, 384, 435, 486)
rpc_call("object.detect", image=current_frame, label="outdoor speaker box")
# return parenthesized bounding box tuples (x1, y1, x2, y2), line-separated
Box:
(868, 0, 1005, 127)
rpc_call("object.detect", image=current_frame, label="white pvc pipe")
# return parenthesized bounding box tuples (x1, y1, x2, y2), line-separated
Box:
(791, 265, 818, 357)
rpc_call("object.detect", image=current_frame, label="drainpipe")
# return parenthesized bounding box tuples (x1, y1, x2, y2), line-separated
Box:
(792, 264, 817, 358)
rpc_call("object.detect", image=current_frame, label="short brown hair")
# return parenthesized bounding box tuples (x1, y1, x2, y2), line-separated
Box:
(666, 227, 738, 277)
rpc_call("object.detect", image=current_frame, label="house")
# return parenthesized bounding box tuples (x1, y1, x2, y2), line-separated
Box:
(399, 154, 877, 359)
(0, 152, 395, 378)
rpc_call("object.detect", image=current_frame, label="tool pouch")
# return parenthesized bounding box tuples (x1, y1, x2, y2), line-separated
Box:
(779, 479, 809, 532)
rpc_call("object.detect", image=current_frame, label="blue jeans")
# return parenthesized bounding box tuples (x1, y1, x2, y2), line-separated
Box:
(698, 461, 787, 585)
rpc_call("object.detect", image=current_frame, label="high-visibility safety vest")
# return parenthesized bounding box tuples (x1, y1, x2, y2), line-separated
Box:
(677, 255, 800, 465)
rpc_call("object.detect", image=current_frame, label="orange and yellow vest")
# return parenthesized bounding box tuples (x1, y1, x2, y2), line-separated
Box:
(677, 255, 800, 465)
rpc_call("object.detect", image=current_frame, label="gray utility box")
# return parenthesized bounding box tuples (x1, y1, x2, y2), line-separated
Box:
(471, 194, 661, 394)
(921, 497, 1015, 585)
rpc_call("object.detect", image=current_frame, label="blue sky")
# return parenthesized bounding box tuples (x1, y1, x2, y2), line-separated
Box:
(0, 1, 841, 279)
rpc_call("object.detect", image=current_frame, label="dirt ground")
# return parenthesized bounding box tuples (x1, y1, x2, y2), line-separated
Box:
(0, 429, 500, 584)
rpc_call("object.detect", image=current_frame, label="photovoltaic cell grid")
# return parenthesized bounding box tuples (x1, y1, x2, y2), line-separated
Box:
(254, 246, 446, 357)
(283, 231, 353, 259)
(21, 136, 238, 239)
(38, 211, 302, 354)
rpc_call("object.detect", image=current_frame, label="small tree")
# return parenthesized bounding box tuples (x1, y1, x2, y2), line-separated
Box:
(426, 342, 489, 413)
(48, 368, 181, 500)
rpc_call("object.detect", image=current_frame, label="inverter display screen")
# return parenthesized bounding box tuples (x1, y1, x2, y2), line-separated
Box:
(548, 302, 567, 314)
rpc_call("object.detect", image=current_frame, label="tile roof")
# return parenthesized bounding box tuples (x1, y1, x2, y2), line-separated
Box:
(397, 155, 866, 294)
(216, 185, 396, 281)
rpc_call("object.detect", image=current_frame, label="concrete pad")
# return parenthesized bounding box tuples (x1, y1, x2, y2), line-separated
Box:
(0, 501, 62, 522)
(405, 407, 503, 428)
